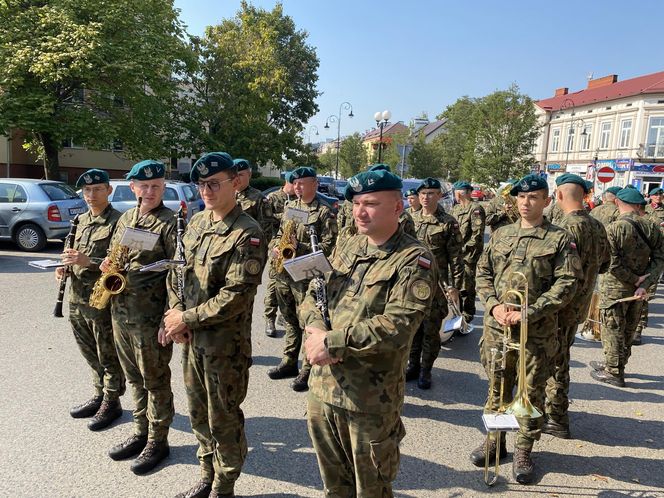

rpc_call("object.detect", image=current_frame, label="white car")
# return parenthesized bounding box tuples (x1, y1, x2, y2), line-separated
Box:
(104, 180, 203, 221)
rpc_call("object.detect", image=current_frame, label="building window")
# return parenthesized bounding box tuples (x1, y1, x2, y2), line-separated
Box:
(62, 138, 83, 149)
(565, 127, 575, 152)
(581, 124, 592, 151)
(619, 119, 632, 149)
(646, 116, 664, 157)
(599, 122, 611, 150)
(550, 128, 560, 152)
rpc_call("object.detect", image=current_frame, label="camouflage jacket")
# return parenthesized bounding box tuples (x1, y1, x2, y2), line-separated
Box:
(301, 227, 437, 413)
(168, 206, 267, 357)
(266, 188, 292, 224)
(476, 219, 580, 337)
(485, 195, 519, 232)
(599, 212, 664, 308)
(646, 204, 664, 233)
(336, 201, 353, 233)
(558, 210, 610, 325)
(69, 204, 122, 304)
(412, 205, 463, 289)
(405, 205, 422, 216)
(336, 206, 416, 246)
(236, 185, 274, 238)
(109, 203, 176, 322)
(590, 202, 619, 226)
(546, 202, 565, 225)
(451, 201, 486, 264)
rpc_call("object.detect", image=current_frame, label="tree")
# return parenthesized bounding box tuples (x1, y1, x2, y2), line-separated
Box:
(0, 0, 192, 179)
(338, 133, 367, 178)
(317, 150, 336, 176)
(435, 96, 479, 181)
(186, 2, 319, 168)
(409, 134, 444, 179)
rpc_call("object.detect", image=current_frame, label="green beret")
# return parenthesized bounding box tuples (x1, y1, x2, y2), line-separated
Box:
(649, 187, 664, 195)
(368, 163, 391, 172)
(284, 172, 293, 184)
(555, 173, 589, 193)
(405, 188, 418, 197)
(190, 152, 234, 182)
(585, 180, 594, 191)
(233, 158, 251, 171)
(605, 186, 622, 195)
(624, 184, 637, 190)
(344, 169, 403, 200)
(417, 177, 441, 192)
(510, 174, 549, 196)
(507, 178, 519, 185)
(290, 166, 317, 180)
(453, 180, 472, 191)
(76, 168, 109, 188)
(126, 160, 165, 181)
(617, 187, 646, 205)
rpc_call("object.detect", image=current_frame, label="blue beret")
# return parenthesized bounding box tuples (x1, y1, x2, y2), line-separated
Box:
(126, 160, 165, 180)
(233, 158, 251, 172)
(555, 173, 590, 193)
(290, 166, 317, 180)
(368, 163, 391, 172)
(76, 168, 109, 188)
(605, 186, 622, 195)
(453, 180, 472, 191)
(405, 188, 418, 197)
(617, 187, 646, 205)
(510, 174, 549, 196)
(344, 170, 403, 201)
(191, 152, 234, 182)
(417, 177, 442, 192)
(649, 187, 664, 195)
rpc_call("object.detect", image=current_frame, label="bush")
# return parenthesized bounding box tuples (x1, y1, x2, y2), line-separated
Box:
(250, 176, 284, 191)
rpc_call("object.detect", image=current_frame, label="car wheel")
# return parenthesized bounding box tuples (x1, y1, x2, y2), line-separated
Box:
(15, 223, 47, 251)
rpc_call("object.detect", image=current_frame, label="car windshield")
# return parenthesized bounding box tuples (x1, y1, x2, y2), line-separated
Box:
(163, 187, 178, 201)
(401, 179, 421, 196)
(40, 183, 79, 200)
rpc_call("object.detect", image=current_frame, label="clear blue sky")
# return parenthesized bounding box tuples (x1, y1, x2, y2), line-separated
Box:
(174, 0, 664, 143)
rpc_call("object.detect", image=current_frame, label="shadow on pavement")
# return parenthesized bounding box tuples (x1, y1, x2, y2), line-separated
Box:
(571, 411, 664, 450)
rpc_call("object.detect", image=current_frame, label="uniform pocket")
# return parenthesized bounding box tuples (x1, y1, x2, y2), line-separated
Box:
(369, 418, 406, 483)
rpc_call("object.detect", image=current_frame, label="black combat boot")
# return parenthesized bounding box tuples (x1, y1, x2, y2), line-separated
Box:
(405, 361, 420, 382)
(70, 395, 103, 418)
(108, 434, 148, 461)
(209, 491, 234, 498)
(590, 368, 625, 387)
(88, 399, 123, 431)
(130, 440, 170, 475)
(265, 318, 277, 338)
(267, 362, 299, 380)
(417, 368, 432, 390)
(512, 447, 535, 484)
(174, 480, 212, 498)
(541, 418, 571, 439)
(589, 360, 606, 371)
(469, 437, 507, 467)
(291, 370, 310, 392)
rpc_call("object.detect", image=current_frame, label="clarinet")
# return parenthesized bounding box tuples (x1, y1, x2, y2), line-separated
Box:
(307, 225, 331, 329)
(175, 207, 189, 340)
(54, 214, 80, 317)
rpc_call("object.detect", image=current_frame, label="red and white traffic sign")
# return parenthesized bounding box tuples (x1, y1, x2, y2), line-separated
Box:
(596, 166, 616, 183)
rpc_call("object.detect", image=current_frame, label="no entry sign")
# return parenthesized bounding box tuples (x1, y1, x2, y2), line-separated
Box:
(597, 166, 616, 183)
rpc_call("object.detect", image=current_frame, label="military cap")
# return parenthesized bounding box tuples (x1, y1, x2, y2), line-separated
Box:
(125, 160, 166, 181)
(344, 169, 403, 201)
(624, 184, 637, 190)
(453, 180, 473, 191)
(290, 166, 317, 180)
(416, 177, 442, 192)
(616, 187, 647, 205)
(510, 174, 549, 196)
(649, 187, 664, 195)
(605, 186, 622, 195)
(284, 171, 293, 184)
(190, 152, 234, 182)
(233, 158, 251, 171)
(76, 168, 110, 188)
(368, 163, 391, 172)
(555, 173, 590, 193)
(405, 188, 418, 197)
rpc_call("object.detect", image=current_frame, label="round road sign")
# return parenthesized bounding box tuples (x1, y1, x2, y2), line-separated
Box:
(597, 166, 616, 183)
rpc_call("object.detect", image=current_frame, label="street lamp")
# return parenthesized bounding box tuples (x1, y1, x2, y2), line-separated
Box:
(374, 110, 392, 163)
(305, 125, 319, 144)
(561, 99, 587, 167)
(324, 101, 353, 179)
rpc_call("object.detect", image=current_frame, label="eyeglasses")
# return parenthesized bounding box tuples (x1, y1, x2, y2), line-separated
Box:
(82, 186, 108, 194)
(197, 178, 233, 192)
(419, 191, 440, 197)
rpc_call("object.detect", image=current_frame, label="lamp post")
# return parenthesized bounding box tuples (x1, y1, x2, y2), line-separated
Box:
(374, 110, 392, 163)
(324, 101, 353, 179)
(560, 98, 587, 168)
(305, 125, 319, 144)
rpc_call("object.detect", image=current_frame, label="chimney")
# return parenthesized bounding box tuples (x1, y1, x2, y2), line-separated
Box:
(587, 74, 618, 89)
(554, 87, 569, 97)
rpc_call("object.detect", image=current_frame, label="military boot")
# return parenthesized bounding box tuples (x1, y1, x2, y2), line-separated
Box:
(405, 360, 420, 382)
(209, 491, 234, 498)
(265, 318, 277, 338)
(541, 418, 571, 439)
(88, 399, 123, 431)
(512, 447, 535, 484)
(589, 360, 606, 371)
(469, 436, 507, 467)
(417, 368, 432, 390)
(70, 395, 103, 419)
(130, 440, 170, 475)
(174, 480, 212, 498)
(267, 362, 299, 380)
(590, 369, 625, 387)
(291, 370, 310, 392)
(109, 434, 148, 461)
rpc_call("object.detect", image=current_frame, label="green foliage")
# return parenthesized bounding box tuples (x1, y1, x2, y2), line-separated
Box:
(338, 132, 367, 178)
(250, 176, 284, 191)
(318, 149, 336, 176)
(408, 133, 444, 179)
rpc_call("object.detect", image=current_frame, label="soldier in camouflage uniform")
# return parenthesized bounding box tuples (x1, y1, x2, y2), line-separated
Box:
(590, 188, 664, 387)
(267, 167, 337, 392)
(485, 179, 520, 233)
(165, 153, 267, 498)
(57, 169, 125, 431)
(234, 158, 275, 238)
(302, 168, 436, 497)
(452, 180, 486, 324)
(472, 174, 580, 485)
(405, 187, 421, 214)
(590, 186, 621, 226)
(543, 174, 609, 439)
(103, 160, 176, 475)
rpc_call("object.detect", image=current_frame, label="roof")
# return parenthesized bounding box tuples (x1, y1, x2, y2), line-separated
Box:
(363, 122, 408, 141)
(536, 70, 664, 111)
(418, 118, 447, 136)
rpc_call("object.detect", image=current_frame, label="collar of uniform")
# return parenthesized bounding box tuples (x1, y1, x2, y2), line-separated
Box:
(354, 226, 403, 259)
(212, 204, 243, 235)
(517, 218, 552, 239)
(298, 197, 320, 210)
(419, 204, 445, 221)
(89, 203, 114, 224)
(619, 211, 640, 220)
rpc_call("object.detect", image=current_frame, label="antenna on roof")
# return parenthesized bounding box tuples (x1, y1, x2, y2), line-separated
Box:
(587, 72, 594, 81)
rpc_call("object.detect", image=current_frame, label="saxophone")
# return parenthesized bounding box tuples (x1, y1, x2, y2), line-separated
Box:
(89, 197, 142, 309)
(271, 219, 297, 274)
(500, 183, 520, 223)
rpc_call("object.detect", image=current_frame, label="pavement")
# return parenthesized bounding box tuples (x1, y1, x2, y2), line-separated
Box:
(0, 239, 663, 498)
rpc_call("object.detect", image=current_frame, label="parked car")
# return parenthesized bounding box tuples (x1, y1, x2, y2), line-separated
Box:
(334, 180, 348, 200)
(317, 176, 339, 198)
(471, 185, 486, 201)
(106, 180, 202, 221)
(261, 186, 339, 214)
(0, 179, 87, 251)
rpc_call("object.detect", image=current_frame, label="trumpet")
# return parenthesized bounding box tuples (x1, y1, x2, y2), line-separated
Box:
(500, 183, 520, 223)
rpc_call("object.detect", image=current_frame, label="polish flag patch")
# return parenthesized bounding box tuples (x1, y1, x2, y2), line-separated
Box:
(570, 242, 577, 250)
(418, 256, 431, 269)
(250, 237, 261, 247)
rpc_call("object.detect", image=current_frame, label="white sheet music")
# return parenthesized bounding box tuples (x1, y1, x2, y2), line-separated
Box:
(284, 251, 332, 282)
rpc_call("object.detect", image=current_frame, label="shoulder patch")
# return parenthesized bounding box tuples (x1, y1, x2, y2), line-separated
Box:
(411, 279, 432, 301)
(569, 241, 577, 250)
(250, 237, 261, 247)
(245, 259, 262, 275)
(417, 256, 431, 269)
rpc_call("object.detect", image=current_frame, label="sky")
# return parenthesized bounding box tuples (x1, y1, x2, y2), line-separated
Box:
(173, 0, 664, 144)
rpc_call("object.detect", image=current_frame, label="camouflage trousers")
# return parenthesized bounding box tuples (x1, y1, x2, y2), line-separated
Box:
(307, 394, 405, 498)
(460, 261, 478, 323)
(112, 318, 174, 441)
(544, 323, 577, 426)
(274, 275, 310, 373)
(480, 325, 557, 450)
(600, 300, 644, 375)
(635, 282, 657, 335)
(69, 301, 125, 401)
(409, 287, 446, 370)
(263, 275, 278, 320)
(182, 344, 250, 496)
